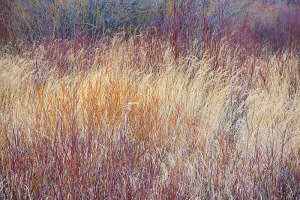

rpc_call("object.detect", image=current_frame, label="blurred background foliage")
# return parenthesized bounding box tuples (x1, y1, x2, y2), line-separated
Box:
(0, 0, 299, 52)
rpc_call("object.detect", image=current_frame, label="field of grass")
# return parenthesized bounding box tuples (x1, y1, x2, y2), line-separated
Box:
(0, 0, 299, 199)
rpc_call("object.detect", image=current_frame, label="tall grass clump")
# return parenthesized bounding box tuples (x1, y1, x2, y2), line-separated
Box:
(0, 0, 299, 199)
(1, 33, 299, 199)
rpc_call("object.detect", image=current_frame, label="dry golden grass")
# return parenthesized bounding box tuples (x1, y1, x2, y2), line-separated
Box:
(0, 35, 299, 198)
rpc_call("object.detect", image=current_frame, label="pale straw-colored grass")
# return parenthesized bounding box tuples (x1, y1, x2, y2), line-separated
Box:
(0, 35, 299, 198)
